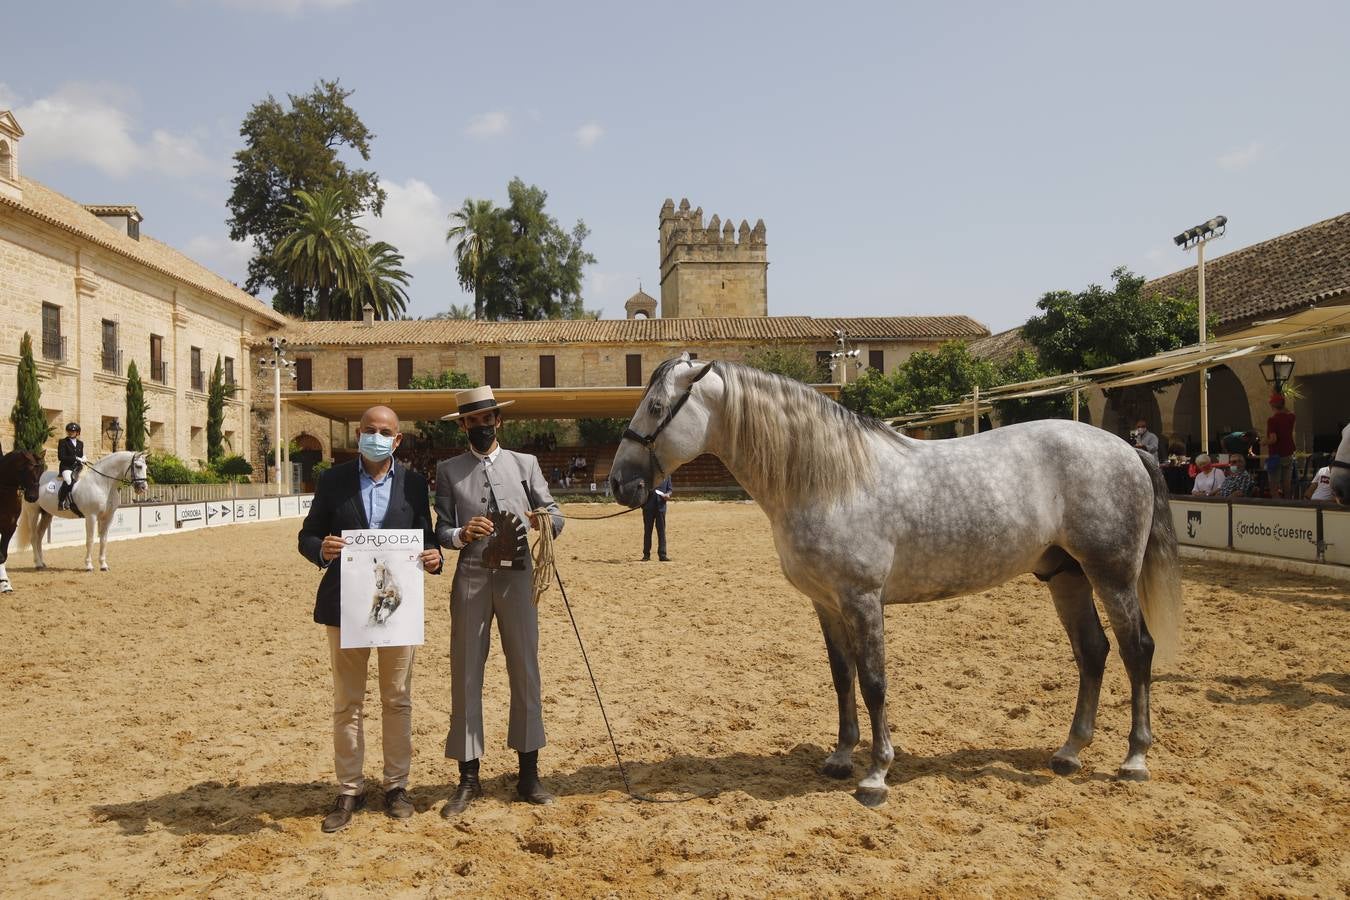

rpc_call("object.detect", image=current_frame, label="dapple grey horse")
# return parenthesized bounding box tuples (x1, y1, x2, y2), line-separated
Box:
(18, 450, 148, 571)
(1330, 422, 1350, 504)
(611, 355, 1183, 806)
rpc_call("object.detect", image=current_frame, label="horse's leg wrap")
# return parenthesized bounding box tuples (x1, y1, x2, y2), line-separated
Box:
(1047, 565, 1109, 775)
(814, 605, 858, 779)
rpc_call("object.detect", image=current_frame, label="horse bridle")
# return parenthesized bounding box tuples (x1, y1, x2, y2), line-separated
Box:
(85, 453, 149, 490)
(621, 361, 716, 478)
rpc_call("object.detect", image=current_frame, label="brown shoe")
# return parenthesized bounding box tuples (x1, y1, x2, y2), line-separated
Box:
(321, 792, 366, 833)
(384, 787, 414, 819)
(440, 775, 482, 818)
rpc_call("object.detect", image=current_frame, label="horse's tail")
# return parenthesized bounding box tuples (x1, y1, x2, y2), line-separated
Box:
(15, 501, 34, 550)
(1136, 450, 1183, 667)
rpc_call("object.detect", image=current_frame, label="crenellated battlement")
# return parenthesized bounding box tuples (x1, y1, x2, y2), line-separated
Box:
(658, 197, 768, 318)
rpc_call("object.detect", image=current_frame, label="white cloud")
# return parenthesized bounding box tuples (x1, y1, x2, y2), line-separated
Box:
(574, 122, 604, 149)
(465, 111, 510, 139)
(212, 0, 361, 14)
(358, 177, 451, 265)
(1217, 142, 1263, 172)
(2, 82, 222, 180)
(184, 234, 255, 284)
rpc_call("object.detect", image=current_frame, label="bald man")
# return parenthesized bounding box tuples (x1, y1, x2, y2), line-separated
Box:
(299, 405, 443, 833)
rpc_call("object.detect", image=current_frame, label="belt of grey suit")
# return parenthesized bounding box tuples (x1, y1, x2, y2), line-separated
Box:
(435, 448, 563, 761)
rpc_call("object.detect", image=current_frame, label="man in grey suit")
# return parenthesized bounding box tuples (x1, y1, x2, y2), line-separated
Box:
(434, 386, 563, 816)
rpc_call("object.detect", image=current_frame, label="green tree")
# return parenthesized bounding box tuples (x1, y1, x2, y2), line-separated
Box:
(1022, 267, 1201, 381)
(838, 368, 902, 419)
(430, 304, 474, 320)
(744, 346, 828, 383)
(456, 178, 598, 320)
(838, 341, 997, 422)
(339, 240, 411, 321)
(227, 79, 385, 315)
(206, 355, 226, 463)
(272, 187, 368, 320)
(577, 418, 627, 445)
(446, 198, 499, 320)
(990, 348, 1073, 424)
(408, 369, 479, 449)
(10, 332, 51, 454)
(125, 359, 149, 451)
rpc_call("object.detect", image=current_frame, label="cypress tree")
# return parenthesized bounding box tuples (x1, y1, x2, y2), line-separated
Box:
(206, 355, 225, 463)
(10, 332, 51, 454)
(125, 360, 149, 452)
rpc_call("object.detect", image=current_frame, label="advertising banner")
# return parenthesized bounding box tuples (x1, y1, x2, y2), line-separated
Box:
(139, 504, 175, 535)
(298, 495, 314, 517)
(48, 515, 86, 545)
(279, 496, 299, 517)
(258, 498, 281, 521)
(339, 529, 426, 649)
(107, 507, 139, 538)
(175, 503, 207, 530)
(1170, 500, 1229, 549)
(205, 502, 235, 527)
(1230, 504, 1319, 561)
(1322, 509, 1350, 566)
(234, 500, 261, 523)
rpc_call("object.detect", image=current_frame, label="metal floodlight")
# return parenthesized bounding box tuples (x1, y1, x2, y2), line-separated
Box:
(1259, 353, 1295, 389)
(1173, 214, 1227, 249)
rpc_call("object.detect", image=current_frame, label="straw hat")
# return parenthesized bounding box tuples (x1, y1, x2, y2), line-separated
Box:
(440, 385, 515, 420)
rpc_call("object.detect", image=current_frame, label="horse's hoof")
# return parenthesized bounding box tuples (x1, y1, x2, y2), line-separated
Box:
(0, 582, 11, 594)
(100, 565, 109, 572)
(1050, 754, 1082, 776)
(853, 787, 888, 808)
(1117, 765, 1150, 782)
(821, 761, 854, 780)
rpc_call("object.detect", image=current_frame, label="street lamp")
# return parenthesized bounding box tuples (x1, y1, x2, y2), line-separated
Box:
(258, 336, 295, 494)
(1173, 214, 1226, 452)
(1259, 353, 1295, 394)
(105, 417, 122, 452)
(828, 329, 862, 386)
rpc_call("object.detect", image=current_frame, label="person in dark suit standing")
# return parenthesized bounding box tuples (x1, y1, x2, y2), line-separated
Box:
(642, 475, 673, 561)
(57, 422, 85, 510)
(298, 405, 442, 834)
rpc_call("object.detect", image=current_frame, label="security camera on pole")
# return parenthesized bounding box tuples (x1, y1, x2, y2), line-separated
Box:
(1173, 215, 1226, 454)
(258, 336, 296, 495)
(829, 329, 862, 386)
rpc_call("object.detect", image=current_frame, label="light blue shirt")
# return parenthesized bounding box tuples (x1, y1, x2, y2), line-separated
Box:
(359, 462, 394, 528)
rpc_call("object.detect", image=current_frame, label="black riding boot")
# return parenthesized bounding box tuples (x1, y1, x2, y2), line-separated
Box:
(58, 481, 72, 510)
(516, 750, 555, 805)
(441, 758, 481, 818)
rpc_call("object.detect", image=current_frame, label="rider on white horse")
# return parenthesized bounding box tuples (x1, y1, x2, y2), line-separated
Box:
(57, 422, 86, 511)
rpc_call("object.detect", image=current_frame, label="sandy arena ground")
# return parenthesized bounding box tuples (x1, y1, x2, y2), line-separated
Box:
(0, 501, 1347, 898)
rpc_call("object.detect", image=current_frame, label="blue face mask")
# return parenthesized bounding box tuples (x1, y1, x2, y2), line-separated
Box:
(358, 432, 396, 462)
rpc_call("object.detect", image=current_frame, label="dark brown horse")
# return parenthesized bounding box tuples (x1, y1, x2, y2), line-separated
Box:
(0, 450, 44, 592)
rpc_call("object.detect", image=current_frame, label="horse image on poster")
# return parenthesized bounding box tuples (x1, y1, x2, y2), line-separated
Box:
(17, 451, 149, 572)
(611, 355, 1183, 807)
(369, 558, 402, 625)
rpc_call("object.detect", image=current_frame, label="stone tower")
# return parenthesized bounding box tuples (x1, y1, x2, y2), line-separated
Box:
(658, 198, 767, 318)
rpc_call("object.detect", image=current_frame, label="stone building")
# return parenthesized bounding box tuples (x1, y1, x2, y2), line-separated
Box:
(658, 198, 767, 318)
(0, 110, 285, 463)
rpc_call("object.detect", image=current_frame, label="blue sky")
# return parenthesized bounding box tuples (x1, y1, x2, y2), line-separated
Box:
(5, 0, 1348, 331)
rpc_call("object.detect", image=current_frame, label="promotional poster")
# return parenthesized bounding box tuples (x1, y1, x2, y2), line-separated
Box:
(339, 529, 425, 649)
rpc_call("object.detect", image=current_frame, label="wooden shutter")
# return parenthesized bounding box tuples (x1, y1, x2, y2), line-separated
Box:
(295, 357, 313, 391)
(347, 357, 363, 391)
(539, 355, 556, 388)
(869, 350, 885, 373)
(484, 356, 501, 388)
(626, 354, 643, 387)
(397, 357, 413, 390)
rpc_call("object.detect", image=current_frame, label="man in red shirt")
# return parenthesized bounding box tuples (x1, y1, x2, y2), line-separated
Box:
(1265, 393, 1296, 498)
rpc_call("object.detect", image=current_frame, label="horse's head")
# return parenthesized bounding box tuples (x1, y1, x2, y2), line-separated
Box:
(17, 450, 43, 503)
(610, 353, 718, 508)
(1332, 422, 1350, 505)
(129, 452, 149, 495)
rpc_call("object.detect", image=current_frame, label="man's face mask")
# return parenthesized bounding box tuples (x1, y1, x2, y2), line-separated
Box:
(468, 424, 496, 454)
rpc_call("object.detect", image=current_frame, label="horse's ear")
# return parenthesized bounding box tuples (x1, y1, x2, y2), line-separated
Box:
(671, 358, 709, 391)
(678, 351, 691, 363)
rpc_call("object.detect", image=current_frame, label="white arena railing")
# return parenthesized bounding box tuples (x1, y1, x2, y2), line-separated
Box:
(116, 481, 277, 505)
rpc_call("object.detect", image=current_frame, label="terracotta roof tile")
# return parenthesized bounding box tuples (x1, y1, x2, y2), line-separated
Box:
(1, 177, 285, 325)
(968, 327, 1030, 364)
(265, 314, 988, 347)
(1142, 211, 1350, 329)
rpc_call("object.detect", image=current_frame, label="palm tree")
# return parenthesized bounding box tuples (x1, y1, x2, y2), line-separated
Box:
(273, 187, 367, 320)
(446, 198, 497, 319)
(341, 240, 411, 320)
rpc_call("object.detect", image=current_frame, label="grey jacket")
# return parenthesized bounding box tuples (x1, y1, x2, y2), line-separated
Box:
(434, 449, 563, 560)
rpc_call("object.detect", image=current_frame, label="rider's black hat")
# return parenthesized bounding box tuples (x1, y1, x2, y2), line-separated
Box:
(66, 422, 80, 433)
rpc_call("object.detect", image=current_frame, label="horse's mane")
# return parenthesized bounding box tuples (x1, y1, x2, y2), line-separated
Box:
(707, 361, 911, 505)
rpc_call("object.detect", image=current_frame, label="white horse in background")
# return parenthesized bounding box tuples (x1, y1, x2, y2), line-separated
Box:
(18, 450, 148, 571)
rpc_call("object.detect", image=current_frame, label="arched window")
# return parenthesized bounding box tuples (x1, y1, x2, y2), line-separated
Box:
(0, 140, 12, 182)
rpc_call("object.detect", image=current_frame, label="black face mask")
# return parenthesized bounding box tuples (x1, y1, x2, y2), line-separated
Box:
(468, 425, 496, 454)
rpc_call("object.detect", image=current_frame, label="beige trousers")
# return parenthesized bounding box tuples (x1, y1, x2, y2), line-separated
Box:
(326, 626, 416, 795)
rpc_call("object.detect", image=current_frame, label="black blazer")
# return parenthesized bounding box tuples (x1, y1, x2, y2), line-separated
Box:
(298, 459, 440, 626)
(58, 438, 84, 470)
